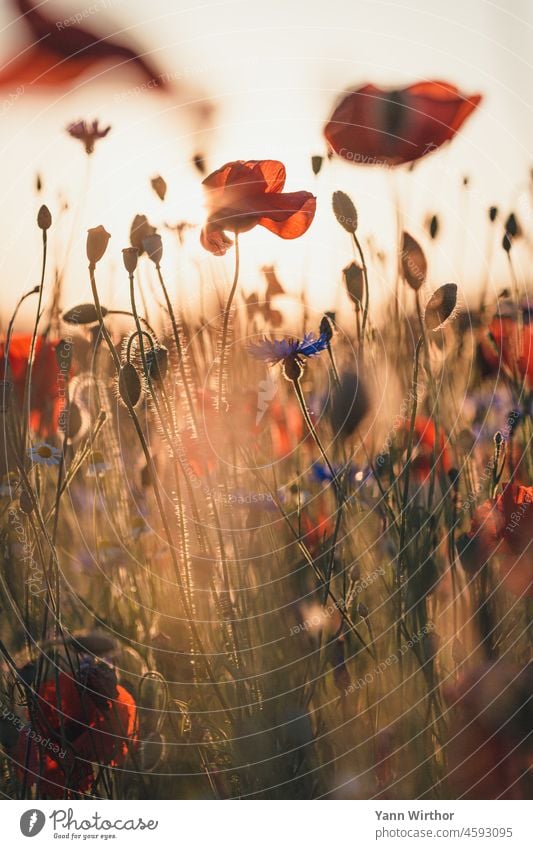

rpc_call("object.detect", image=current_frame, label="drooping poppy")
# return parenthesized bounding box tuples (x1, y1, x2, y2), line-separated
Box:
(324, 81, 482, 167)
(0, 0, 168, 91)
(200, 160, 316, 255)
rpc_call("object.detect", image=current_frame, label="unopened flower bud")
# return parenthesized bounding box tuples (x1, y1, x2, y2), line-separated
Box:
(122, 247, 139, 274)
(87, 225, 111, 265)
(282, 356, 304, 382)
(143, 234, 163, 266)
(37, 204, 52, 231)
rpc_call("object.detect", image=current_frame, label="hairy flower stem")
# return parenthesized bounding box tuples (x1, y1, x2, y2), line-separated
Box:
(291, 376, 339, 491)
(89, 263, 232, 721)
(217, 233, 240, 411)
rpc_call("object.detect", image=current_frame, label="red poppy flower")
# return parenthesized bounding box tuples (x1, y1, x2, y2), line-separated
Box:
(0, 0, 167, 91)
(479, 312, 533, 385)
(200, 160, 316, 255)
(443, 661, 531, 799)
(17, 665, 136, 798)
(324, 81, 482, 167)
(402, 416, 451, 481)
(0, 334, 67, 435)
(460, 483, 532, 597)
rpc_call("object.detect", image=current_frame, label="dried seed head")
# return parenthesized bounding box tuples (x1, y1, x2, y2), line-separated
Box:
(143, 233, 163, 266)
(311, 155, 323, 175)
(424, 283, 458, 331)
(63, 303, 107, 325)
(343, 261, 364, 308)
(282, 357, 304, 382)
(329, 370, 370, 438)
(86, 225, 110, 265)
(401, 231, 427, 291)
(118, 362, 142, 407)
(122, 247, 139, 274)
(150, 175, 167, 201)
(332, 190, 358, 233)
(130, 214, 156, 254)
(37, 204, 52, 231)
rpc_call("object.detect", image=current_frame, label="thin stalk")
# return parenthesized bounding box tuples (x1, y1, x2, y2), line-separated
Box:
(217, 234, 240, 411)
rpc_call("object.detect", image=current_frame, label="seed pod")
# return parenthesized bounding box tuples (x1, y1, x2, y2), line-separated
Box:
(488, 205, 498, 222)
(401, 231, 427, 291)
(143, 233, 163, 266)
(146, 345, 168, 382)
(332, 190, 358, 233)
(150, 175, 167, 201)
(504, 212, 520, 238)
(86, 225, 111, 265)
(130, 214, 156, 254)
(329, 370, 370, 438)
(343, 261, 364, 308)
(62, 303, 107, 324)
(37, 204, 52, 231)
(311, 155, 323, 175)
(424, 283, 458, 331)
(119, 362, 142, 407)
(122, 247, 139, 274)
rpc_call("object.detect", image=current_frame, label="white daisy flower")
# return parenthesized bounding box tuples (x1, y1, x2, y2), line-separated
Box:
(28, 443, 62, 467)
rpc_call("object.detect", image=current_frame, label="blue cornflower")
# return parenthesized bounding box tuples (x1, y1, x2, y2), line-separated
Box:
(248, 332, 329, 368)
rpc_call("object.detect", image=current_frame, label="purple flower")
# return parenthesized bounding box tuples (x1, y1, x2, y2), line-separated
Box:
(248, 332, 328, 365)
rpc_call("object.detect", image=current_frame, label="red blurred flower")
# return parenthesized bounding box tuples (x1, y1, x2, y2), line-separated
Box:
(460, 483, 532, 597)
(403, 416, 451, 481)
(444, 661, 531, 799)
(0, 334, 67, 435)
(324, 81, 482, 167)
(200, 160, 316, 255)
(0, 0, 167, 91)
(17, 664, 136, 798)
(479, 311, 533, 385)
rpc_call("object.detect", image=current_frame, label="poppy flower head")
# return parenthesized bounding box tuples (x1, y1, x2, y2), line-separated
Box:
(324, 81, 482, 167)
(200, 159, 316, 255)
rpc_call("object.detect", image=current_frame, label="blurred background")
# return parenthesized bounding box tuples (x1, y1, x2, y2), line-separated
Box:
(0, 0, 532, 324)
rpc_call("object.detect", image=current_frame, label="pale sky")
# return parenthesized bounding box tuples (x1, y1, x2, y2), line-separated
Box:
(0, 0, 532, 328)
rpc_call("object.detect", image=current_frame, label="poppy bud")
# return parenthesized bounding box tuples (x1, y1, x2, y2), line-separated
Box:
(37, 204, 52, 231)
(488, 205, 498, 222)
(424, 283, 458, 331)
(150, 175, 167, 201)
(282, 357, 303, 382)
(504, 212, 520, 239)
(122, 247, 139, 274)
(36, 173, 43, 193)
(343, 261, 364, 308)
(332, 190, 358, 233)
(146, 345, 168, 382)
(118, 362, 142, 407)
(329, 370, 370, 438)
(130, 214, 156, 254)
(494, 430, 504, 448)
(401, 231, 427, 291)
(143, 234, 163, 266)
(311, 155, 323, 175)
(19, 489, 33, 515)
(87, 225, 111, 265)
(428, 214, 439, 240)
(63, 303, 107, 325)
(319, 314, 334, 342)
(192, 153, 206, 174)
(357, 602, 368, 618)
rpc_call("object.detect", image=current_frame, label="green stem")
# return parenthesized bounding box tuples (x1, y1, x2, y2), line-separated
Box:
(217, 233, 240, 411)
